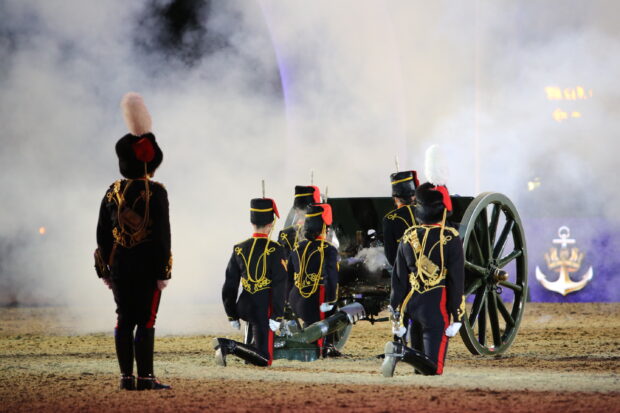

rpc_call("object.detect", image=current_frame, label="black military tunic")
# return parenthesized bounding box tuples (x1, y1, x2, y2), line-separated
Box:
(96, 178, 172, 328)
(288, 238, 339, 328)
(279, 225, 303, 256)
(222, 233, 287, 363)
(390, 224, 465, 375)
(382, 204, 416, 266)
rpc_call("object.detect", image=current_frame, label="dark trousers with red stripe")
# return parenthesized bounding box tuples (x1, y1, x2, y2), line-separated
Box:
(112, 278, 162, 377)
(405, 288, 450, 375)
(239, 297, 274, 366)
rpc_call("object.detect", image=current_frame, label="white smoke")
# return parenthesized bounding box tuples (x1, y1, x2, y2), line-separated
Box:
(1, 0, 619, 332)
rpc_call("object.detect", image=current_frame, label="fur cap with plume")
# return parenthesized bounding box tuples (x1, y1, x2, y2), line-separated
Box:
(424, 144, 449, 186)
(115, 92, 163, 179)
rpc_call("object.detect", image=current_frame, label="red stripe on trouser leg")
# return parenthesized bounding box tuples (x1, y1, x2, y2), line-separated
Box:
(317, 285, 326, 349)
(436, 288, 450, 374)
(145, 289, 161, 328)
(267, 301, 273, 366)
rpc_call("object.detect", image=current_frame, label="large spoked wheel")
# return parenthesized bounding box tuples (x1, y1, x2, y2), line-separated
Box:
(458, 192, 528, 355)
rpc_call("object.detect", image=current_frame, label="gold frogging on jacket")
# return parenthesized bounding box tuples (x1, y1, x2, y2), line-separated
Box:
(108, 179, 153, 248)
(386, 205, 416, 232)
(402, 225, 459, 294)
(235, 241, 276, 294)
(398, 224, 460, 325)
(294, 241, 328, 299)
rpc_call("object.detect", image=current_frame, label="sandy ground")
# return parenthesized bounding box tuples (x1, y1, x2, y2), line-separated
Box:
(0, 303, 618, 412)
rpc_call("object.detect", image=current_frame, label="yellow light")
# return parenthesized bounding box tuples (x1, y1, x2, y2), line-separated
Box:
(39, 227, 46, 235)
(552, 108, 568, 122)
(545, 87, 563, 100)
(545, 86, 593, 101)
(571, 111, 582, 118)
(528, 178, 541, 192)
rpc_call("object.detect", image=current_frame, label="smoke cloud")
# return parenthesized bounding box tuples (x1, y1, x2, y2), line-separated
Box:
(1, 0, 618, 331)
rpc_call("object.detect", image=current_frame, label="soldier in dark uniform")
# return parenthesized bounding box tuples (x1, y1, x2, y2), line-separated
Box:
(214, 198, 288, 367)
(381, 182, 465, 376)
(278, 185, 321, 257)
(382, 170, 419, 266)
(94, 93, 171, 390)
(288, 203, 339, 353)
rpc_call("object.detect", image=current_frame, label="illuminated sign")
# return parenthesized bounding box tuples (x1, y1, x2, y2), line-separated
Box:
(545, 86, 592, 122)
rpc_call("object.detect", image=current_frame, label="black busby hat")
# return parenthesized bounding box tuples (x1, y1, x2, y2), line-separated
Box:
(390, 171, 419, 198)
(303, 203, 333, 240)
(116, 133, 163, 179)
(250, 198, 280, 226)
(294, 185, 321, 209)
(116, 93, 163, 179)
(414, 182, 453, 224)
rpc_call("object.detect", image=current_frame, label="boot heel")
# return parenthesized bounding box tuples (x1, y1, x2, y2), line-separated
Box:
(119, 375, 136, 390)
(137, 375, 171, 390)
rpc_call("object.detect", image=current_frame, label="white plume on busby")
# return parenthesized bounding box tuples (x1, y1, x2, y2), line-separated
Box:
(121, 92, 152, 136)
(424, 144, 449, 186)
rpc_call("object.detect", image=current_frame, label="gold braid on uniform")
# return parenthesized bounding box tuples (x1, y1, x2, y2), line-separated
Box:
(107, 173, 153, 249)
(236, 217, 278, 294)
(294, 223, 327, 299)
(386, 205, 416, 233)
(399, 209, 459, 325)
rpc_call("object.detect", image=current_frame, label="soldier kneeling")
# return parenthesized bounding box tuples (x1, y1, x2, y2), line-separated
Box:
(214, 198, 287, 367)
(382, 182, 465, 376)
(288, 203, 340, 356)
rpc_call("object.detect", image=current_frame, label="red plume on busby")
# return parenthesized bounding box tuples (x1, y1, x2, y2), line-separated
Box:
(115, 92, 163, 179)
(294, 185, 322, 209)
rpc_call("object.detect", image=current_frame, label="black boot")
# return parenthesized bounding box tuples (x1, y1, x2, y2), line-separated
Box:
(213, 338, 269, 367)
(134, 327, 169, 390)
(114, 327, 134, 381)
(137, 375, 171, 390)
(400, 344, 438, 376)
(119, 375, 136, 390)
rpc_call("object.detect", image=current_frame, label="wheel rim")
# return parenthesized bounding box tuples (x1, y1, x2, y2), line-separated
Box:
(458, 192, 528, 355)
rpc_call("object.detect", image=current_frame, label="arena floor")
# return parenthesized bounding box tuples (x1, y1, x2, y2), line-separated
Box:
(0, 303, 618, 412)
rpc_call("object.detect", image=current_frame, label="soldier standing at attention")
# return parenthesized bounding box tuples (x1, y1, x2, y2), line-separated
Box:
(382, 171, 419, 266)
(214, 198, 288, 367)
(381, 181, 465, 376)
(94, 93, 172, 390)
(279, 185, 321, 257)
(288, 203, 339, 355)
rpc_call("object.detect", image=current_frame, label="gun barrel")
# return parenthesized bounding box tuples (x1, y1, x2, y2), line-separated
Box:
(288, 303, 365, 344)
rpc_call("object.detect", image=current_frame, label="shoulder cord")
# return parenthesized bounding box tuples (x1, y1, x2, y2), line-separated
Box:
(295, 223, 326, 299)
(241, 218, 278, 283)
(406, 204, 416, 227)
(398, 209, 447, 325)
(115, 162, 151, 247)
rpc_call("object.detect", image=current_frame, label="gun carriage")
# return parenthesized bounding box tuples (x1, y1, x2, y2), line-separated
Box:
(275, 192, 528, 360)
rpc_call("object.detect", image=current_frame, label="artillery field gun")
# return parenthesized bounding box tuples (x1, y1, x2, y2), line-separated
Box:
(273, 192, 528, 360)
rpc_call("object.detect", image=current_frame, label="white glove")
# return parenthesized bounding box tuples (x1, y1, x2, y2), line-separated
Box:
(102, 277, 112, 290)
(392, 325, 407, 337)
(157, 280, 169, 290)
(269, 319, 280, 332)
(229, 320, 240, 330)
(319, 303, 334, 312)
(445, 322, 462, 337)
